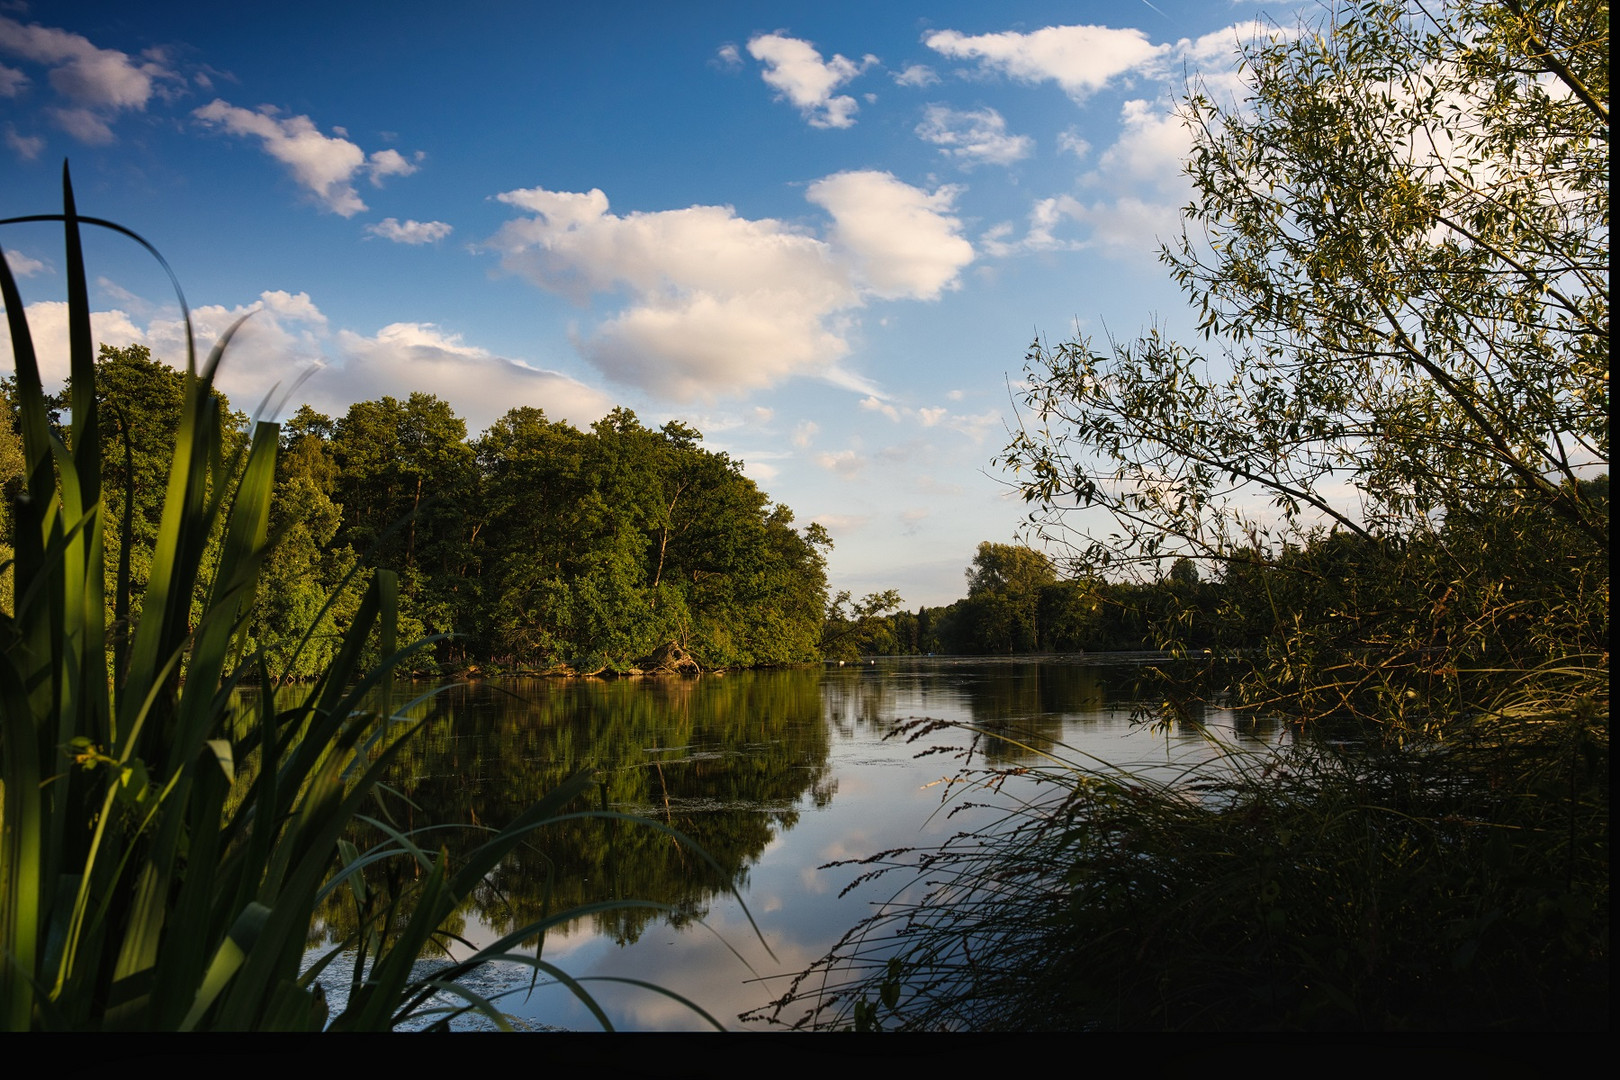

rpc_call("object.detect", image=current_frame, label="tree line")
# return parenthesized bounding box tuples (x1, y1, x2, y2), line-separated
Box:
(843, 497, 1607, 694)
(834, 541, 1221, 657)
(1, 344, 831, 677)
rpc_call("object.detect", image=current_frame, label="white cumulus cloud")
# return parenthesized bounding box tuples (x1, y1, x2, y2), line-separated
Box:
(814, 450, 865, 478)
(915, 105, 1033, 167)
(806, 170, 974, 301)
(747, 33, 875, 129)
(0, 301, 144, 388)
(324, 322, 612, 430)
(193, 100, 418, 217)
(486, 173, 973, 400)
(859, 395, 901, 422)
(366, 218, 453, 244)
(366, 148, 419, 184)
(924, 23, 1167, 101)
(586, 292, 852, 401)
(981, 195, 1084, 256)
(488, 185, 852, 399)
(1057, 127, 1091, 159)
(0, 288, 610, 433)
(892, 63, 938, 88)
(1043, 98, 1197, 261)
(137, 289, 331, 413)
(1174, 21, 1283, 97)
(950, 19, 1277, 264)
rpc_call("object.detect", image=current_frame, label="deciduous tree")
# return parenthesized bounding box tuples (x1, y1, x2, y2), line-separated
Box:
(1001, 0, 1608, 723)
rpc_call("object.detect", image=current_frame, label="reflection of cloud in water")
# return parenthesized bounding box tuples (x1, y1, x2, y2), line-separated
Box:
(298, 658, 1288, 1029)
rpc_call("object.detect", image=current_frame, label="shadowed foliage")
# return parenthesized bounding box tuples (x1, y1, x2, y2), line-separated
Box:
(1, 168, 746, 1031)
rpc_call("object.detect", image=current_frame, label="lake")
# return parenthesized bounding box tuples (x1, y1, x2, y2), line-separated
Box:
(301, 654, 1289, 1030)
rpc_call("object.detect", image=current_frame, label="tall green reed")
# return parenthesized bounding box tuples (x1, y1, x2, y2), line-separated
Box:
(753, 700, 1606, 1031)
(0, 167, 745, 1030)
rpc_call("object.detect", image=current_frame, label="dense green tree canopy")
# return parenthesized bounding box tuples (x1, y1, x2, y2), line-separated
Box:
(466, 404, 828, 672)
(3, 364, 831, 675)
(999, 0, 1608, 723)
(1005, 0, 1607, 557)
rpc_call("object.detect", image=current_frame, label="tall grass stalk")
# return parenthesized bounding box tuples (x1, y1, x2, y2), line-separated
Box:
(1, 168, 742, 1031)
(753, 700, 1607, 1031)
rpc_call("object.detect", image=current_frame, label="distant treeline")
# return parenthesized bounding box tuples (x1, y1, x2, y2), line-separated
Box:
(833, 511, 1608, 671)
(0, 344, 829, 676)
(825, 541, 1221, 658)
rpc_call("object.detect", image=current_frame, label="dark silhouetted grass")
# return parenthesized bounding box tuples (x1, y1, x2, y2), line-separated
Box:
(754, 683, 1607, 1031)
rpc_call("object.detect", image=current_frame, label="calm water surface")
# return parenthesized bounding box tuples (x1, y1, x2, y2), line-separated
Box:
(304, 655, 1288, 1030)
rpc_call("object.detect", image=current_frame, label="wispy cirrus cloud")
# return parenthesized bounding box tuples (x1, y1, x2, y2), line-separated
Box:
(4, 122, 43, 159)
(3, 250, 47, 277)
(0, 62, 26, 96)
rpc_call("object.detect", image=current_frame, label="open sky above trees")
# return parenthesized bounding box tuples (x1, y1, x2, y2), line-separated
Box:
(2, 0, 1299, 605)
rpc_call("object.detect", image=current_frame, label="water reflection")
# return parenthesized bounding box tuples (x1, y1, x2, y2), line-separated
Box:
(280, 656, 1285, 1029)
(288, 670, 834, 949)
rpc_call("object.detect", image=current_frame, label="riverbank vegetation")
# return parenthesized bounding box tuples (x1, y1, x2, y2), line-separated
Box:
(3, 347, 830, 678)
(1, 172, 748, 1031)
(759, 0, 1607, 1031)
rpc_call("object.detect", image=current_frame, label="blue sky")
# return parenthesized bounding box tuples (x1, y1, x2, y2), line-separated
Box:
(2, 0, 1298, 606)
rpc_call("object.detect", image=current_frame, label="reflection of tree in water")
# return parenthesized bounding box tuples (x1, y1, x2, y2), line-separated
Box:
(308, 668, 830, 948)
(820, 667, 914, 738)
(931, 659, 1275, 766)
(951, 662, 1111, 764)
(820, 660, 1143, 753)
